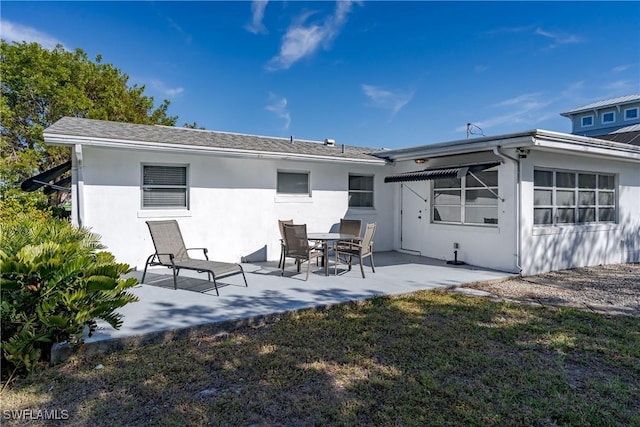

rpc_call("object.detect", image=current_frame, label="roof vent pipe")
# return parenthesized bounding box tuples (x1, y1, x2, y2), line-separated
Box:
(290, 136, 294, 144)
(341, 144, 345, 153)
(324, 138, 335, 146)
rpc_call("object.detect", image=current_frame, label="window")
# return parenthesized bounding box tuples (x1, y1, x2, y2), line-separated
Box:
(433, 166, 499, 225)
(277, 171, 310, 195)
(534, 169, 615, 225)
(602, 111, 615, 124)
(624, 107, 639, 120)
(348, 174, 374, 208)
(581, 115, 594, 127)
(142, 164, 188, 209)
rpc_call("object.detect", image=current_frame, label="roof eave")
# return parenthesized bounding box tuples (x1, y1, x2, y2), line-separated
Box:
(376, 129, 640, 162)
(376, 131, 538, 161)
(43, 133, 389, 166)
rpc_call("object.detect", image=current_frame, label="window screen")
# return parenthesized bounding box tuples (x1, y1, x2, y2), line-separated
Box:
(533, 169, 615, 225)
(277, 171, 310, 195)
(349, 175, 374, 208)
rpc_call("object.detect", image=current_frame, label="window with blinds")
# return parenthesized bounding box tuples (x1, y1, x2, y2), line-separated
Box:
(142, 164, 188, 209)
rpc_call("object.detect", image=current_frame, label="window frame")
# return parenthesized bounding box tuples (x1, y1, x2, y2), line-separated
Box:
(580, 115, 594, 127)
(533, 168, 616, 226)
(432, 167, 499, 226)
(601, 111, 615, 124)
(624, 107, 639, 121)
(276, 170, 311, 196)
(141, 163, 189, 210)
(348, 174, 375, 209)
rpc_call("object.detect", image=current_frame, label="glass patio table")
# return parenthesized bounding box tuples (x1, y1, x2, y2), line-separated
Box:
(307, 233, 359, 276)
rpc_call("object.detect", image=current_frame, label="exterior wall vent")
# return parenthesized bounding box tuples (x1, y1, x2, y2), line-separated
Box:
(324, 138, 335, 146)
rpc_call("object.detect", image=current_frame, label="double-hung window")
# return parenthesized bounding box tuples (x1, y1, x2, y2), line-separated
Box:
(533, 169, 615, 225)
(142, 164, 188, 209)
(348, 174, 374, 208)
(433, 167, 499, 225)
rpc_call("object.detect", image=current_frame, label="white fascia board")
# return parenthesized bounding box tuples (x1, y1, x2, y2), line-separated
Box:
(379, 129, 640, 163)
(43, 134, 389, 166)
(379, 133, 536, 161)
(532, 130, 640, 162)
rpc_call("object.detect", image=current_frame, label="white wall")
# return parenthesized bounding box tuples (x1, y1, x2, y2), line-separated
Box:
(388, 148, 640, 275)
(520, 151, 640, 275)
(388, 153, 520, 273)
(76, 146, 394, 269)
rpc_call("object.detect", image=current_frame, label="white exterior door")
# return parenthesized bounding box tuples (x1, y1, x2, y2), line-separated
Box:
(400, 183, 428, 253)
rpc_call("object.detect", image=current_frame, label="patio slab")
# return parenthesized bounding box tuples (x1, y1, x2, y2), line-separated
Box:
(72, 251, 515, 359)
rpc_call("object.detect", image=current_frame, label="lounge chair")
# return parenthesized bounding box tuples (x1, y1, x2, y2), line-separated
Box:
(281, 224, 324, 281)
(141, 220, 247, 295)
(335, 222, 376, 278)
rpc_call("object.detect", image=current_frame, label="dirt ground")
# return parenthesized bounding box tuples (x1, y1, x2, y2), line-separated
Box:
(461, 263, 640, 317)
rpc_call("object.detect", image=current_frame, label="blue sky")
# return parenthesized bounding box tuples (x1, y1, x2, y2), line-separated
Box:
(2, 1, 639, 150)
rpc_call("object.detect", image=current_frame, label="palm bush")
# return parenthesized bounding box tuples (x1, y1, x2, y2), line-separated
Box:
(1, 210, 139, 378)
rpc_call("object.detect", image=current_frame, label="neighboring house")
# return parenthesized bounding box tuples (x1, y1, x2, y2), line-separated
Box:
(42, 116, 640, 277)
(560, 94, 640, 137)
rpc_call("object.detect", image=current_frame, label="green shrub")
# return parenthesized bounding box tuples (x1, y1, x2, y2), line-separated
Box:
(1, 213, 139, 378)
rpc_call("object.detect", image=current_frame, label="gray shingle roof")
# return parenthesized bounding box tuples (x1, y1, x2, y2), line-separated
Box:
(44, 117, 386, 162)
(560, 94, 640, 116)
(594, 130, 640, 146)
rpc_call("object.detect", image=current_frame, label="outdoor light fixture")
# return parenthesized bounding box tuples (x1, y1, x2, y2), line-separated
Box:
(414, 158, 426, 164)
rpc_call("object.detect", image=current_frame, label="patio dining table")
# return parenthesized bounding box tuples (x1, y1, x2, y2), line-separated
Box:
(307, 232, 359, 276)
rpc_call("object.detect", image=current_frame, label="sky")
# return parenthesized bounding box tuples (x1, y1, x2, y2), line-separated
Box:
(1, 1, 639, 150)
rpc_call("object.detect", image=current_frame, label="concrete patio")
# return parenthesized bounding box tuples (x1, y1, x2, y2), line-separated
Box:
(76, 251, 515, 355)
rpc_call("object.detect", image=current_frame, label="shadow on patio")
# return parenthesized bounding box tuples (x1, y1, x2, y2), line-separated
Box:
(73, 251, 515, 359)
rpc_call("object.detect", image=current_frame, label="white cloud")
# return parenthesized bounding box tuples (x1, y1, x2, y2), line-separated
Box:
(483, 25, 583, 50)
(246, 1, 269, 35)
(535, 27, 583, 49)
(493, 93, 546, 109)
(150, 80, 184, 98)
(361, 84, 415, 116)
(474, 65, 489, 73)
(266, 1, 357, 71)
(0, 20, 64, 50)
(265, 92, 291, 129)
(611, 64, 631, 73)
(602, 80, 636, 92)
(457, 92, 555, 134)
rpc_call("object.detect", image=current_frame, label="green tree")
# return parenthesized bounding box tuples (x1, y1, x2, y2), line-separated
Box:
(0, 40, 178, 207)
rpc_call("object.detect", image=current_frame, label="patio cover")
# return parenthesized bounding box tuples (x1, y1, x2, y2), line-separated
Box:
(20, 161, 72, 193)
(384, 162, 500, 183)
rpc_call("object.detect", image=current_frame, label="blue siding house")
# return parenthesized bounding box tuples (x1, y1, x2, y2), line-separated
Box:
(560, 94, 640, 137)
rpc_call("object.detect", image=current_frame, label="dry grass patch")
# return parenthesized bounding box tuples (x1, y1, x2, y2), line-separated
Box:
(2, 291, 639, 426)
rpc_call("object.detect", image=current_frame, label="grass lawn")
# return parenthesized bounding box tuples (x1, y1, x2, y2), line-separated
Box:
(2, 290, 639, 426)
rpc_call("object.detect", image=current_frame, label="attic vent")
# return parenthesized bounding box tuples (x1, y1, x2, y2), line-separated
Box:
(324, 138, 335, 146)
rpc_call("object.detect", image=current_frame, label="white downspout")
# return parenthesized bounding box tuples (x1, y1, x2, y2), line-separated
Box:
(493, 146, 522, 274)
(73, 144, 84, 228)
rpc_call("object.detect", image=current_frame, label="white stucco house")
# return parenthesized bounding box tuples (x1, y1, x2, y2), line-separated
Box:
(41, 116, 640, 276)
